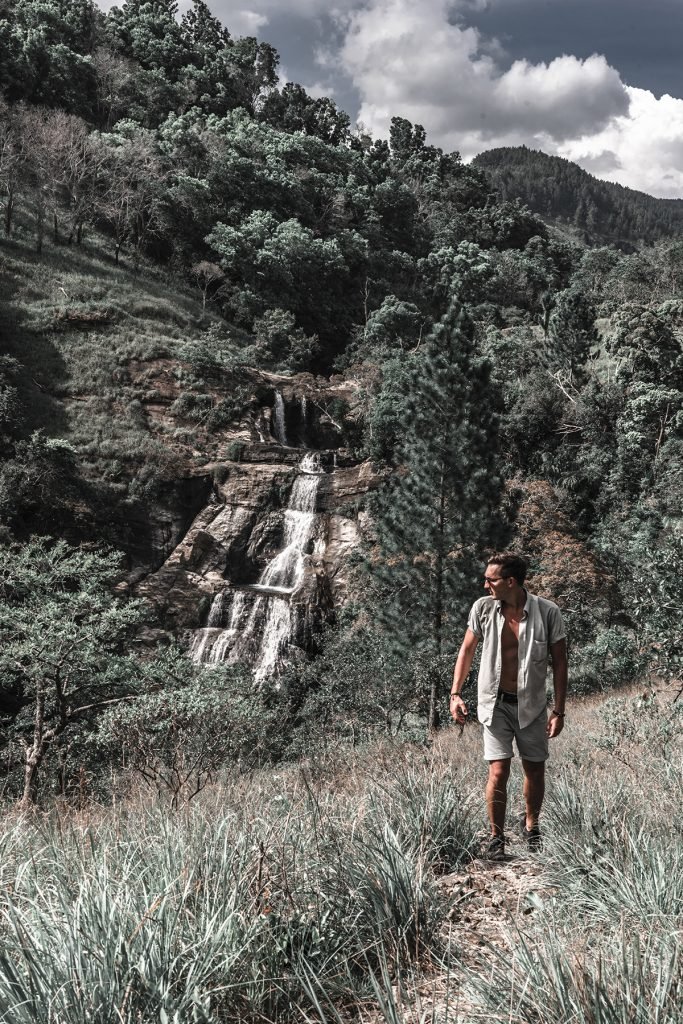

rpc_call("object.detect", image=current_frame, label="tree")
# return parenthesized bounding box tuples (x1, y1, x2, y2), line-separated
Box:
(94, 121, 169, 262)
(207, 211, 357, 341)
(547, 286, 598, 376)
(190, 259, 224, 310)
(261, 83, 351, 145)
(0, 431, 79, 532)
(0, 539, 148, 807)
(108, 0, 187, 78)
(607, 304, 682, 387)
(19, 104, 60, 253)
(100, 662, 277, 806)
(20, 106, 105, 246)
(366, 297, 504, 731)
(351, 294, 426, 362)
(251, 308, 320, 371)
(0, 0, 98, 118)
(0, 98, 28, 237)
(280, 623, 419, 750)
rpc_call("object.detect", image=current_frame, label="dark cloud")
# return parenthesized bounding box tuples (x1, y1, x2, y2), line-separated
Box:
(576, 150, 623, 176)
(467, 0, 683, 98)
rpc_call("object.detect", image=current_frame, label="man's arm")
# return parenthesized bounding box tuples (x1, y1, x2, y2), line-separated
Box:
(450, 628, 479, 723)
(547, 637, 567, 738)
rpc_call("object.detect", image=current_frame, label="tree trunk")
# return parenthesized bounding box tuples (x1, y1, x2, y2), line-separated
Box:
(428, 464, 447, 734)
(20, 691, 45, 809)
(20, 752, 42, 810)
(4, 193, 13, 237)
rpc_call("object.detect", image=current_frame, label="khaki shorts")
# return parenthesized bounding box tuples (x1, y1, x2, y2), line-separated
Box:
(483, 700, 549, 762)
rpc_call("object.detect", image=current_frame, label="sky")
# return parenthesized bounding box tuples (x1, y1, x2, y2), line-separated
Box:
(108, 0, 683, 199)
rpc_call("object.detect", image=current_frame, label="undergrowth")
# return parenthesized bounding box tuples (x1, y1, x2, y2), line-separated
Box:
(0, 752, 476, 1023)
(0, 689, 681, 1022)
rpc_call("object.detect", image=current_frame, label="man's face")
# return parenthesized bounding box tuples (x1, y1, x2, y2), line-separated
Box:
(483, 564, 512, 597)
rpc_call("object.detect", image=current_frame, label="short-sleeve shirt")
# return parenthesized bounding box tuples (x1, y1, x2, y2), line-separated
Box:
(467, 591, 566, 729)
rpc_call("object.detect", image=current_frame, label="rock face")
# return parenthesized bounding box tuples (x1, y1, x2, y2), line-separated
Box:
(136, 373, 380, 677)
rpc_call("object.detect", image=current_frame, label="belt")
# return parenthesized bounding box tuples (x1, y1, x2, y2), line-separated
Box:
(497, 690, 518, 703)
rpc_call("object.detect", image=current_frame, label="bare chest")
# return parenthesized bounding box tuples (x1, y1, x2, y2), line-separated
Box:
(501, 610, 524, 650)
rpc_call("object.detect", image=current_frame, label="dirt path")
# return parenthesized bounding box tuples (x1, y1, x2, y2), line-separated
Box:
(396, 830, 554, 1023)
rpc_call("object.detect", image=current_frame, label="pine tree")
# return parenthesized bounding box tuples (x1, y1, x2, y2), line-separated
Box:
(547, 286, 599, 376)
(367, 296, 504, 732)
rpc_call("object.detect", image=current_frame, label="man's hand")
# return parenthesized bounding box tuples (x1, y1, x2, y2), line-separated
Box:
(450, 694, 468, 726)
(451, 630, 478, 729)
(546, 712, 564, 738)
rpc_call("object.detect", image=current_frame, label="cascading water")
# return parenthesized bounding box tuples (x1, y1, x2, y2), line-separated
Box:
(273, 390, 288, 446)
(299, 395, 308, 446)
(191, 452, 325, 681)
(207, 591, 226, 627)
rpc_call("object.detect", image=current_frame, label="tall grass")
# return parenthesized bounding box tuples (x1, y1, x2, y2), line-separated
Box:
(471, 926, 682, 1024)
(456, 688, 683, 1024)
(0, 757, 478, 1024)
(1, 691, 681, 1023)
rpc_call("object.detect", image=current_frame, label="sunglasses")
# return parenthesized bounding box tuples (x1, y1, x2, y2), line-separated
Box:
(483, 574, 510, 584)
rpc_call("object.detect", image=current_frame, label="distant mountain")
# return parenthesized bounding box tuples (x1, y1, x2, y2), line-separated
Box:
(472, 147, 683, 250)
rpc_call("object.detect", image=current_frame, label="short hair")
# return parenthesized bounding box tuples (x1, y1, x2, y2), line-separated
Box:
(487, 552, 528, 585)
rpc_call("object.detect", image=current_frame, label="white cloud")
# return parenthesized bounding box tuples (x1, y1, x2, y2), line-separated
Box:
(186, 4, 267, 35)
(556, 88, 683, 198)
(206, 0, 359, 23)
(331, 0, 683, 198)
(338, 0, 628, 142)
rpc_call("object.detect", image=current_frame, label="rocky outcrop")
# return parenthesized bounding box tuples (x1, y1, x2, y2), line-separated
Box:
(134, 373, 381, 672)
(138, 456, 378, 625)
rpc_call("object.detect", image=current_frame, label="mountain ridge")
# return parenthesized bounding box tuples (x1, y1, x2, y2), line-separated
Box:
(472, 145, 683, 249)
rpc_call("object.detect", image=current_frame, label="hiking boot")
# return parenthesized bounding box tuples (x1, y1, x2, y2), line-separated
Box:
(516, 812, 542, 852)
(484, 835, 506, 861)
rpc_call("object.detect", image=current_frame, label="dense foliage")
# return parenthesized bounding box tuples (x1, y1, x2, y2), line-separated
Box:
(0, 0, 681, 805)
(474, 146, 683, 248)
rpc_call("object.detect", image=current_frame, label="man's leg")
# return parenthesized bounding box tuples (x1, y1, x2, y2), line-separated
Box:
(486, 758, 511, 836)
(521, 759, 545, 830)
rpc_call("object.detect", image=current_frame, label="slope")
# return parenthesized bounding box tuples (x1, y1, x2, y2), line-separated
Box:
(473, 145, 683, 249)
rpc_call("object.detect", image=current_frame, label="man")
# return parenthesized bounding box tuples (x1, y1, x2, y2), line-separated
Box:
(450, 553, 567, 860)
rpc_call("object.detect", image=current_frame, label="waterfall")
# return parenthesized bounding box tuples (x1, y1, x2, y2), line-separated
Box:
(191, 453, 324, 680)
(299, 395, 308, 446)
(208, 592, 249, 664)
(273, 391, 288, 446)
(206, 591, 225, 627)
(190, 626, 221, 663)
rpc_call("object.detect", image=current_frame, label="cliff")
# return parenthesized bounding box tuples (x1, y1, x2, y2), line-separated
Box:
(129, 364, 381, 671)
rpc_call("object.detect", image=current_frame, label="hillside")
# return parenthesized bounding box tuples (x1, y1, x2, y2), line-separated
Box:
(0, 0, 681, 822)
(473, 146, 683, 249)
(0, 685, 680, 1021)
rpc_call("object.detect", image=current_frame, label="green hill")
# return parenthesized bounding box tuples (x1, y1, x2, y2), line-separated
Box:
(473, 146, 683, 249)
(1, 0, 681, 820)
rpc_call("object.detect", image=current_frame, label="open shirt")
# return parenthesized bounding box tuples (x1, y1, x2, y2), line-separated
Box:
(467, 591, 566, 728)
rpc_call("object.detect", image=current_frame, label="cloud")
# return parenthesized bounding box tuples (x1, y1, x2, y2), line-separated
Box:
(338, 0, 628, 143)
(557, 88, 683, 198)
(205, 0, 359, 26)
(333, 0, 683, 197)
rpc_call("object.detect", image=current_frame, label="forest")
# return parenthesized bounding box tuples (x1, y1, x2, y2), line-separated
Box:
(0, 0, 681, 804)
(474, 145, 683, 248)
(0, 1, 682, 1021)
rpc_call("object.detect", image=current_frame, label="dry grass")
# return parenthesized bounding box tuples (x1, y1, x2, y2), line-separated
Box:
(0, 683, 679, 1022)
